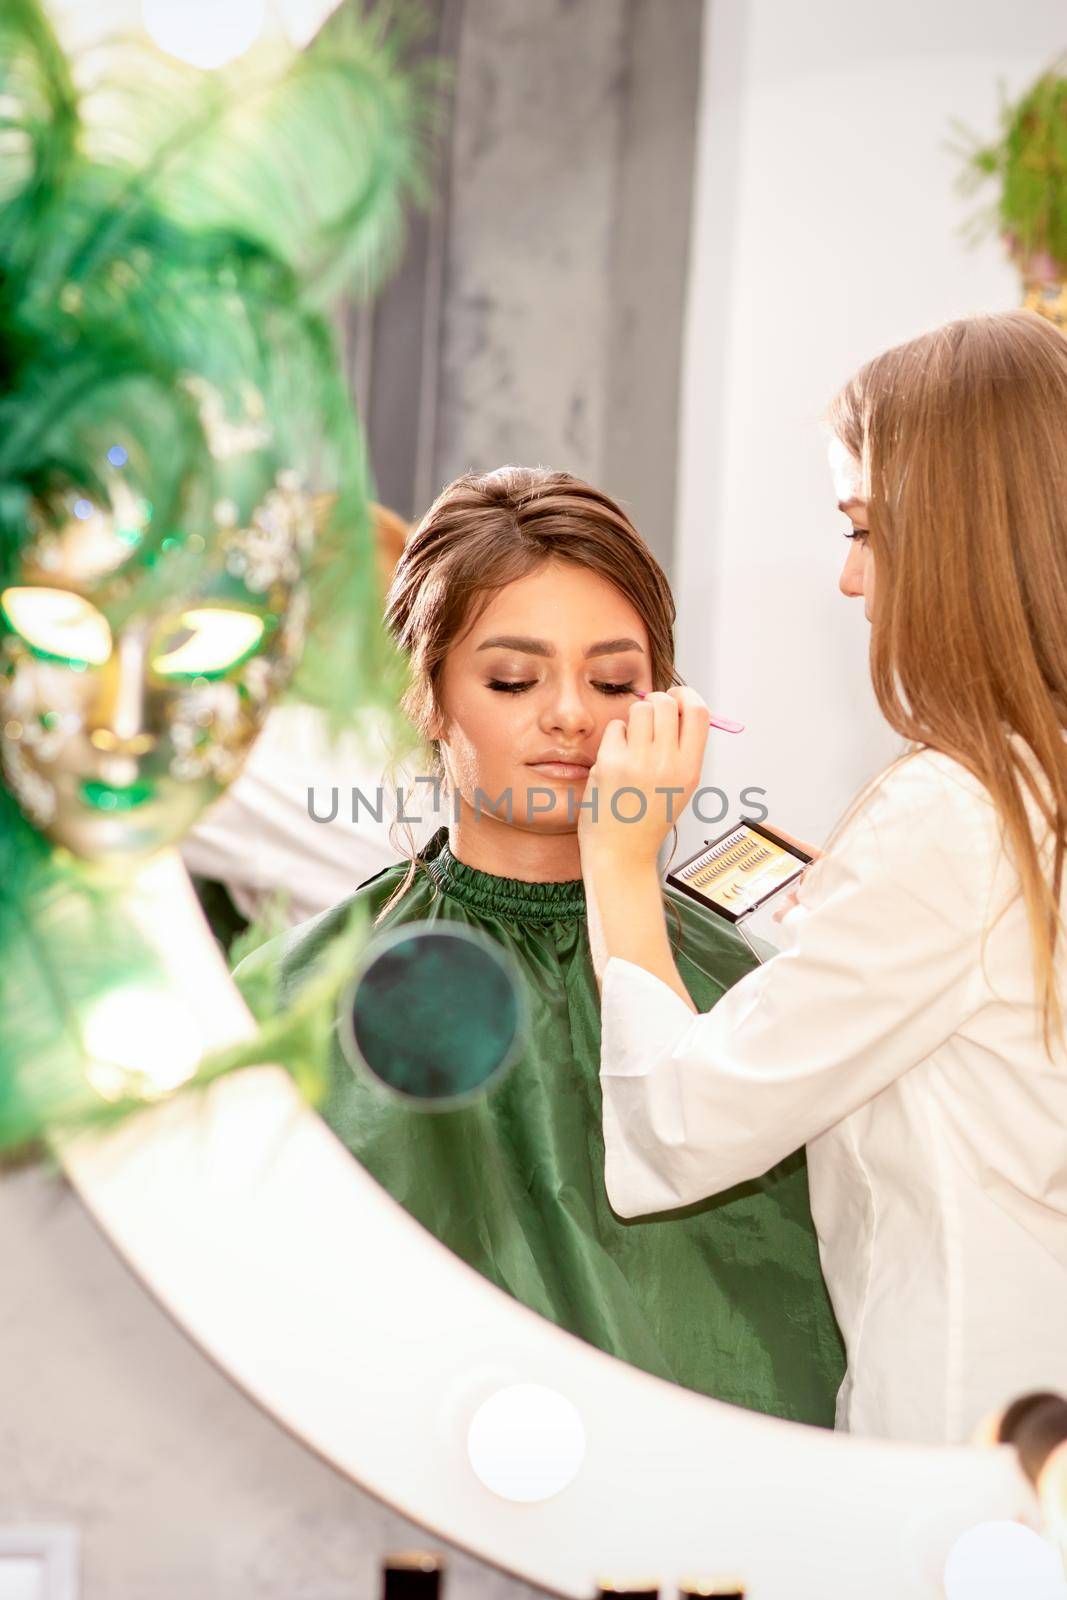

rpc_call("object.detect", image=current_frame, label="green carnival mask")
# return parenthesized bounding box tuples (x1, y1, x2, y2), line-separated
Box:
(1, 469, 312, 859)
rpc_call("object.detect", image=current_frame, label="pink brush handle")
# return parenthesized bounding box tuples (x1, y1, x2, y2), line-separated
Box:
(632, 690, 744, 734)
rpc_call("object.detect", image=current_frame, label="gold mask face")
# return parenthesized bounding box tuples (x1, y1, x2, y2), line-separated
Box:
(0, 475, 312, 861)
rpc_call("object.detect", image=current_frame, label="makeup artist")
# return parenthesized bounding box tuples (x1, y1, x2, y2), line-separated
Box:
(579, 310, 1067, 1446)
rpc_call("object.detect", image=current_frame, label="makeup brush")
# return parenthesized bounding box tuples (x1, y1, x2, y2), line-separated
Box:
(630, 690, 744, 734)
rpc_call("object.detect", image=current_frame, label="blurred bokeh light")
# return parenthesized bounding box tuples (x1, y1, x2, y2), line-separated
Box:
(46, 0, 344, 58)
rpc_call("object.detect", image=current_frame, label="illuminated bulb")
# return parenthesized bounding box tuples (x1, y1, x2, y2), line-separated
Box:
(141, 0, 266, 69)
(943, 1521, 1066, 1600)
(271, 0, 344, 47)
(82, 985, 203, 1102)
(466, 1383, 585, 1503)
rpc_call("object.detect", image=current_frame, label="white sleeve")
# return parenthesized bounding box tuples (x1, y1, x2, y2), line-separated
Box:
(600, 752, 999, 1217)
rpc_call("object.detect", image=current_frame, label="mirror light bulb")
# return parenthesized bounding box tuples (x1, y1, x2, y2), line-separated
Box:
(466, 1383, 586, 1504)
(141, 0, 266, 69)
(83, 985, 202, 1102)
(272, 0, 344, 47)
(943, 1520, 1067, 1600)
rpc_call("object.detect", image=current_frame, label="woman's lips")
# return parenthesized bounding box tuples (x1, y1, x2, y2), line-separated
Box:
(526, 761, 592, 782)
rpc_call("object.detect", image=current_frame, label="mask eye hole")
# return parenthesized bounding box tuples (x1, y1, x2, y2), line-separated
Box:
(0, 585, 113, 668)
(151, 608, 266, 680)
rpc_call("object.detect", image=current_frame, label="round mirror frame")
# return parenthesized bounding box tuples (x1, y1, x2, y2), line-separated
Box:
(57, 854, 1038, 1600)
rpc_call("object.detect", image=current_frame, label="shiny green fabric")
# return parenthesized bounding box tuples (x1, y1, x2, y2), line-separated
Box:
(237, 830, 845, 1424)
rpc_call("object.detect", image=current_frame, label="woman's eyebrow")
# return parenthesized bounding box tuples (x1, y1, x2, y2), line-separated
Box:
(476, 634, 553, 656)
(584, 638, 645, 658)
(474, 635, 645, 658)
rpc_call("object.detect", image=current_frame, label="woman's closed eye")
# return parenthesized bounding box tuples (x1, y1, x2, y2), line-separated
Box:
(486, 678, 637, 696)
(843, 528, 870, 545)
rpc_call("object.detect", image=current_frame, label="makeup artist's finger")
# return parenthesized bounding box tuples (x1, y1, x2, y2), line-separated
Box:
(765, 823, 821, 860)
(626, 696, 655, 750)
(644, 690, 679, 745)
(668, 685, 709, 719)
(676, 688, 710, 767)
(595, 718, 628, 761)
(771, 888, 801, 923)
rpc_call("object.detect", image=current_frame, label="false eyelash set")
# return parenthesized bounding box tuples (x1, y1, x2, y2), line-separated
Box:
(667, 820, 811, 925)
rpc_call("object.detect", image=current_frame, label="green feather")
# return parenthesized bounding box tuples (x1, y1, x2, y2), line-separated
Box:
(0, 788, 164, 1153)
(0, 0, 435, 1152)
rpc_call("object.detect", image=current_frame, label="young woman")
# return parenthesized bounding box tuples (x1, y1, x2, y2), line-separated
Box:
(236, 466, 845, 1424)
(580, 311, 1067, 1444)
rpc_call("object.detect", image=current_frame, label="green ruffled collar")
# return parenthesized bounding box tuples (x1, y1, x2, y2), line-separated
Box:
(420, 829, 586, 923)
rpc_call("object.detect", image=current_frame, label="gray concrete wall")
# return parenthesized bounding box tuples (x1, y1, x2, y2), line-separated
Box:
(603, 0, 704, 571)
(434, 0, 627, 494)
(433, 0, 702, 575)
(0, 1164, 539, 1600)
(366, 0, 702, 576)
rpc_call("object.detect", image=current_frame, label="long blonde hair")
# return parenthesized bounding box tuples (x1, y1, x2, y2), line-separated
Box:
(830, 310, 1067, 1046)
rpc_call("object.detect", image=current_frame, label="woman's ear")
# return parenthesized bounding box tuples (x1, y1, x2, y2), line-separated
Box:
(425, 690, 450, 746)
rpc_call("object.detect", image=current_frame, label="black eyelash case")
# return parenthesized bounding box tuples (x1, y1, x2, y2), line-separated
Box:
(666, 819, 811, 935)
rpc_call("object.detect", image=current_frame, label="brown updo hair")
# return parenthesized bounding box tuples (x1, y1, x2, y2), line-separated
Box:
(386, 465, 679, 763)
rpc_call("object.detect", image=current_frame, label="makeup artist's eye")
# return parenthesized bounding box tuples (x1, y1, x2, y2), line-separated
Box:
(487, 679, 536, 694)
(593, 681, 636, 696)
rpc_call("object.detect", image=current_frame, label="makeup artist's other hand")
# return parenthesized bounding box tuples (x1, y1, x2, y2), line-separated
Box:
(765, 827, 822, 921)
(770, 887, 797, 921)
(580, 687, 709, 865)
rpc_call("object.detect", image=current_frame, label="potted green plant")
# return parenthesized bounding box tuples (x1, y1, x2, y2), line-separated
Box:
(957, 61, 1067, 326)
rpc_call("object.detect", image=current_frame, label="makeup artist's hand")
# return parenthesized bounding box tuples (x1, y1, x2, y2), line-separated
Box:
(766, 828, 821, 921)
(579, 687, 707, 1005)
(580, 687, 710, 865)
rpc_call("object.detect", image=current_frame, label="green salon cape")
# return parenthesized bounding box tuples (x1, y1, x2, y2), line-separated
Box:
(235, 830, 844, 1424)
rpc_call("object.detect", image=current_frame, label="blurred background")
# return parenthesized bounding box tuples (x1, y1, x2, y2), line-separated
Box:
(4, 1, 1067, 1596)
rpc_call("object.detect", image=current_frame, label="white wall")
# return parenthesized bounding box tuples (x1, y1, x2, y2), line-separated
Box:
(676, 0, 1067, 851)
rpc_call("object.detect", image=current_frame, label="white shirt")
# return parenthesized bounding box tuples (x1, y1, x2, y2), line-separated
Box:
(182, 704, 439, 925)
(600, 746, 1067, 1443)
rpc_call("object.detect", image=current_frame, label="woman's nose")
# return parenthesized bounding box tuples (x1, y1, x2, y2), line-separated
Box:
(540, 679, 595, 736)
(86, 628, 158, 757)
(839, 544, 866, 599)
